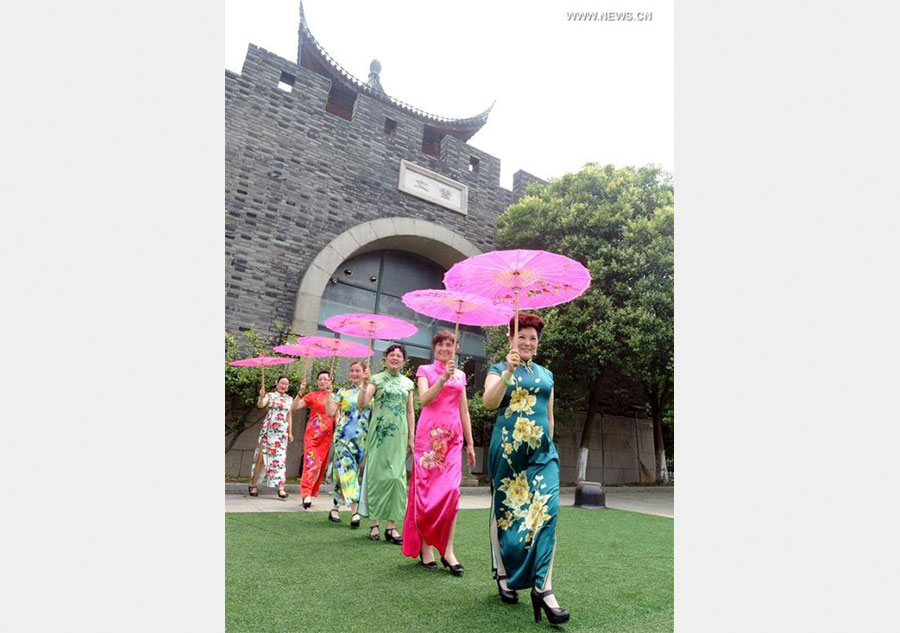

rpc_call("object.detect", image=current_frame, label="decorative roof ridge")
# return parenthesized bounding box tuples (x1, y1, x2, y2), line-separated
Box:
(298, 2, 492, 129)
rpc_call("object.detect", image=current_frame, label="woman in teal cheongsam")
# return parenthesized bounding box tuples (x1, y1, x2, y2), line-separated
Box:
(325, 361, 371, 528)
(482, 313, 570, 626)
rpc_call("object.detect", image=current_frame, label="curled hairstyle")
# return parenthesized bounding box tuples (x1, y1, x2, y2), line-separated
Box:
(431, 329, 457, 349)
(508, 312, 545, 338)
(384, 343, 407, 359)
(348, 360, 366, 371)
(275, 375, 290, 384)
(316, 369, 332, 380)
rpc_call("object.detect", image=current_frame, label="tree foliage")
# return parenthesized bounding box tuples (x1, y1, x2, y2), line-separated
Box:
(495, 164, 674, 480)
(225, 326, 347, 452)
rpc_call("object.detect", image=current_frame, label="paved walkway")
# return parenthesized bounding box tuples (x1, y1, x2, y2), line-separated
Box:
(225, 483, 673, 518)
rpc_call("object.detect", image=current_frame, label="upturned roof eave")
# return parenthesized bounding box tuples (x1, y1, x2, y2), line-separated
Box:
(297, 7, 492, 135)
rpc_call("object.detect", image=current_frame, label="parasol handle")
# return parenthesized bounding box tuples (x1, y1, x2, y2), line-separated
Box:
(453, 315, 461, 366)
(261, 365, 265, 390)
(303, 357, 310, 385)
(330, 354, 336, 377)
(367, 335, 373, 370)
(513, 287, 520, 351)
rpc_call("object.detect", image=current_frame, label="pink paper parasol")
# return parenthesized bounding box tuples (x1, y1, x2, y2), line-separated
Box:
(442, 249, 591, 343)
(271, 338, 330, 382)
(229, 355, 297, 387)
(323, 313, 418, 368)
(275, 336, 373, 376)
(401, 289, 514, 360)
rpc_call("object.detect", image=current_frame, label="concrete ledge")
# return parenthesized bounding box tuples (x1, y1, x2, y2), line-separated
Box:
(225, 484, 672, 516)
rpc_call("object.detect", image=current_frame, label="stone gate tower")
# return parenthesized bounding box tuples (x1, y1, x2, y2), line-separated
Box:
(225, 1, 542, 369)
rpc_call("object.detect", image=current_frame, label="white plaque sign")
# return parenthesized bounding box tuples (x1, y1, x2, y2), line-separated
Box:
(398, 160, 468, 215)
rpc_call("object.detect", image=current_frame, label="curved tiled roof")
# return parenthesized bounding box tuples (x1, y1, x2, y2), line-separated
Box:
(297, 2, 492, 140)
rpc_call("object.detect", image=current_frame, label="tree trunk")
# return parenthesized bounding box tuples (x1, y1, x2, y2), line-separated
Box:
(575, 401, 595, 483)
(648, 381, 671, 484)
(479, 419, 487, 474)
(575, 376, 602, 483)
(652, 408, 668, 484)
(599, 410, 605, 485)
(225, 405, 265, 453)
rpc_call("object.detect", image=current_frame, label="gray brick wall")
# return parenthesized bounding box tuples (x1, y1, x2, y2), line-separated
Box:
(512, 169, 547, 201)
(226, 45, 541, 341)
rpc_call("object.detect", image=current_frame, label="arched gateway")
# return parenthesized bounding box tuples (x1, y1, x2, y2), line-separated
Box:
(292, 217, 481, 335)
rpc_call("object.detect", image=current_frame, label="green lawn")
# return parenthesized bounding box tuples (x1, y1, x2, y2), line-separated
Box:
(225, 507, 673, 632)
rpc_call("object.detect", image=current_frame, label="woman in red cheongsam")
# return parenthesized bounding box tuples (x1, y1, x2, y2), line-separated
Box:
(293, 370, 336, 509)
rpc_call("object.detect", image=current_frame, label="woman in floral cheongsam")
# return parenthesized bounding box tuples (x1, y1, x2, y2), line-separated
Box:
(402, 330, 476, 573)
(357, 344, 416, 545)
(249, 375, 294, 499)
(325, 360, 371, 528)
(482, 313, 569, 625)
(293, 370, 336, 509)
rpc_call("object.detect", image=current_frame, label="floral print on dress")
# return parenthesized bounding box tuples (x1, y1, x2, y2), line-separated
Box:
(369, 371, 411, 447)
(334, 455, 360, 502)
(521, 482, 553, 546)
(494, 382, 552, 549)
(496, 468, 553, 549)
(371, 418, 398, 448)
(252, 392, 292, 488)
(505, 386, 537, 418)
(331, 386, 371, 507)
(299, 390, 335, 498)
(417, 425, 457, 471)
(512, 416, 544, 450)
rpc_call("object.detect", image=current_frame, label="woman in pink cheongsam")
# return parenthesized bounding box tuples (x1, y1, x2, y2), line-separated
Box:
(402, 330, 476, 573)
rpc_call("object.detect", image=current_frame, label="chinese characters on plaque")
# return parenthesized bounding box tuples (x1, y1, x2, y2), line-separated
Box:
(397, 160, 468, 215)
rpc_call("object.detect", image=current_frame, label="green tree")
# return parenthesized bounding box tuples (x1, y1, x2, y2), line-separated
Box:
(225, 325, 337, 453)
(495, 164, 674, 484)
(225, 327, 271, 453)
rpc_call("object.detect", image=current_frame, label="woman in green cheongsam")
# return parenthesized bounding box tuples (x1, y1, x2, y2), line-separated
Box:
(483, 313, 570, 626)
(325, 360, 371, 528)
(357, 344, 415, 545)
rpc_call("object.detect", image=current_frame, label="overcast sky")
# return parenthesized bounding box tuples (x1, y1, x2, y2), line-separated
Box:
(225, 0, 673, 190)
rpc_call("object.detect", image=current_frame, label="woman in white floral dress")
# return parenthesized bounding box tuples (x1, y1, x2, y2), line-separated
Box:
(482, 313, 569, 625)
(249, 375, 294, 499)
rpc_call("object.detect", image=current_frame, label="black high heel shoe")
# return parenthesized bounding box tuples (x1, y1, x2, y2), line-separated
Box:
(369, 525, 380, 541)
(440, 556, 464, 576)
(530, 588, 570, 625)
(419, 554, 437, 569)
(350, 513, 361, 529)
(494, 573, 518, 604)
(328, 508, 341, 522)
(384, 528, 403, 545)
